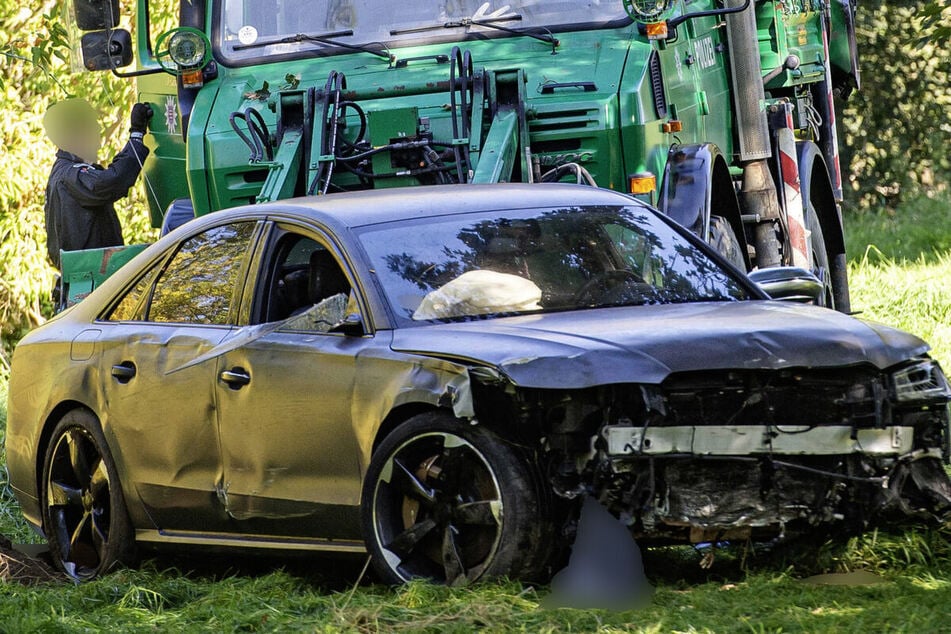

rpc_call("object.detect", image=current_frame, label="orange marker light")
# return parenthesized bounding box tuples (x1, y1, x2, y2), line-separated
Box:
(662, 119, 683, 133)
(628, 172, 657, 195)
(645, 22, 668, 40)
(181, 69, 204, 89)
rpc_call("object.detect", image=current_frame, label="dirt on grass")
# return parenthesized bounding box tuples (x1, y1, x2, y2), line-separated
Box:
(0, 534, 64, 585)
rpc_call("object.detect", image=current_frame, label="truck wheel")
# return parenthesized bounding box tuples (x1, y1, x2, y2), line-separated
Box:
(362, 412, 549, 586)
(708, 215, 746, 271)
(805, 201, 835, 309)
(41, 409, 135, 581)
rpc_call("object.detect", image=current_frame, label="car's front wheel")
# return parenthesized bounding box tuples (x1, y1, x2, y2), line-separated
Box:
(362, 412, 549, 586)
(41, 409, 135, 580)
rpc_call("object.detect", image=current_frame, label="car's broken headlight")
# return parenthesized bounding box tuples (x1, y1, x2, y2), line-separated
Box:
(890, 359, 951, 403)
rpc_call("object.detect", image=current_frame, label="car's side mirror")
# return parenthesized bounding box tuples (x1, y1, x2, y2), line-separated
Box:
(747, 267, 824, 304)
(332, 313, 366, 336)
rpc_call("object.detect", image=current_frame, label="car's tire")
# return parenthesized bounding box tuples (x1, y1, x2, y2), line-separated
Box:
(41, 409, 135, 581)
(362, 411, 549, 586)
(708, 215, 746, 271)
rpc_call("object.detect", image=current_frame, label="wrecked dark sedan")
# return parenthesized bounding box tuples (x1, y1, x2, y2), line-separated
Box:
(6, 184, 951, 583)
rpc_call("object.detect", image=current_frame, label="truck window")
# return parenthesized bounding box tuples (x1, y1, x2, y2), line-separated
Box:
(215, 0, 628, 64)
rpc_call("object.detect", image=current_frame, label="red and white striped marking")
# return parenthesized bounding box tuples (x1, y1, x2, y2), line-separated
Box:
(776, 104, 810, 268)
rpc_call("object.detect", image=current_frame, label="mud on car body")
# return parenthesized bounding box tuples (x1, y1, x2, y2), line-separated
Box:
(5, 184, 951, 583)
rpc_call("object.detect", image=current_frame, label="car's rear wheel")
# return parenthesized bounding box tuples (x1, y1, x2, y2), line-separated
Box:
(362, 412, 549, 586)
(41, 409, 135, 581)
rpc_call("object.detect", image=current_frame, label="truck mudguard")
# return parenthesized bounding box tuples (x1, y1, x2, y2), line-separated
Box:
(659, 143, 748, 269)
(796, 141, 845, 260)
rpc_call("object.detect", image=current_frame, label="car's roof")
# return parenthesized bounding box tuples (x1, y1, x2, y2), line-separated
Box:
(249, 183, 643, 228)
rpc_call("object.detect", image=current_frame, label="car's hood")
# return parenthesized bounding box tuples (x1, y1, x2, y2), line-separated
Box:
(390, 301, 930, 388)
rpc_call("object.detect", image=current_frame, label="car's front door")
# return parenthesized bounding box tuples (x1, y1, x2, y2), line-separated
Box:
(212, 226, 369, 542)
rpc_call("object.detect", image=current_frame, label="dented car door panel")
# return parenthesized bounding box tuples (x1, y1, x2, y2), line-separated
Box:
(213, 331, 368, 537)
(97, 323, 231, 530)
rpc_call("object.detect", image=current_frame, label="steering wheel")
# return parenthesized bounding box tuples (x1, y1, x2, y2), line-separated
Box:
(573, 269, 647, 305)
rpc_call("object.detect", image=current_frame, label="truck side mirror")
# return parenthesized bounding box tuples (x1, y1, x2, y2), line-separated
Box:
(747, 267, 824, 304)
(72, 0, 120, 31)
(80, 29, 133, 71)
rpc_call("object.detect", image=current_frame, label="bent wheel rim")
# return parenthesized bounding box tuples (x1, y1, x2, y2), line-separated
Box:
(372, 431, 504, 586)
(45, 427, 114, 580)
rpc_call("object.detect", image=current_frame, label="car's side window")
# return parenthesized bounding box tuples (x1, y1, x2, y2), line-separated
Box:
(146, 222, 256, 325)
(107, 267, 159, 322)
(258, 231, 353, 332)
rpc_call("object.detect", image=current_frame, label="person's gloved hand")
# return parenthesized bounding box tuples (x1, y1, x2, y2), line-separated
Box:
(130, 103, 154, 134)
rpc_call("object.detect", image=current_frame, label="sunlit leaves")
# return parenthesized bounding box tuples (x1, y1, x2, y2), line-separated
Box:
(838, 1, 951, 210)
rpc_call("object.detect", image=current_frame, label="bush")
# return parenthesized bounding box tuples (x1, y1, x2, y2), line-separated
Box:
(838, 1, 951, 210)
(0, 3, 155, 373)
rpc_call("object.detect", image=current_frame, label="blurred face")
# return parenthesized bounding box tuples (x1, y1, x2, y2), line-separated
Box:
(66, 125, 103, 164)
(43, 99, 102, 163)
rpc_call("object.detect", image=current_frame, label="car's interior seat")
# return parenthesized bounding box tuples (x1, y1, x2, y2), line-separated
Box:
(307, 249, 350, 305)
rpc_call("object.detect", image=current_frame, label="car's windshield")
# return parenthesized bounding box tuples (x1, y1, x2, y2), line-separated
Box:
(358, 205, 751, 323)
(216, 0, 627, 62)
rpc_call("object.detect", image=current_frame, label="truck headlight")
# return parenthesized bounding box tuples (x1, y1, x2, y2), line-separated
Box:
(890, 359, 951, 403)
(155, 27, 211, 75)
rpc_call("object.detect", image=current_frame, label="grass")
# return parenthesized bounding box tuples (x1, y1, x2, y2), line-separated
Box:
(1, 193, 950, 631)
(844, 193, 951, 366)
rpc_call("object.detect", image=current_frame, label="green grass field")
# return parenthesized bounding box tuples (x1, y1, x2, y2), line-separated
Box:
(2, 196, 950, 632)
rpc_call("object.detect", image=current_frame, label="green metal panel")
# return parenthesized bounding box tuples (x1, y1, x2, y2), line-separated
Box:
(60, 244, 149, 307)
(367, 107, 422, 189)
(470, 109, 519, 184)
(137, 73, 190, 226)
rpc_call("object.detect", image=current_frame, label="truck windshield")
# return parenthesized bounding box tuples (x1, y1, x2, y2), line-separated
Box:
(216, 0, 628, 63)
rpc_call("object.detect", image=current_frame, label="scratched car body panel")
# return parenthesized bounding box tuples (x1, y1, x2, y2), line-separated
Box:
(6, 184, 951, 582)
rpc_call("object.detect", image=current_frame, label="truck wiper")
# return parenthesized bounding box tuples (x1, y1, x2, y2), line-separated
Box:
(391, 15, 559, 49)
(233, 29, 392, 61)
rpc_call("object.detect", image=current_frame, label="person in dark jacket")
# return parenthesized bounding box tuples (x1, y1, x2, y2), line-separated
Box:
(42, 98, 153, 269)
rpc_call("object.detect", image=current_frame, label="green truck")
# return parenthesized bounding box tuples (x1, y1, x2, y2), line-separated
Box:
(63, 0, 859, 309)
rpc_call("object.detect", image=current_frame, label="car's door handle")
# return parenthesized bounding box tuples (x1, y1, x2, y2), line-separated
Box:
(219, 367, 251, 389)
(111, 362, 136, 383)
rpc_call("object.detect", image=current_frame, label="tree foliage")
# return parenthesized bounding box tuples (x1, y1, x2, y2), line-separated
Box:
(838, 0, 951, 210)
(918, 0, 951, 45)
(0, 1, 156, 370)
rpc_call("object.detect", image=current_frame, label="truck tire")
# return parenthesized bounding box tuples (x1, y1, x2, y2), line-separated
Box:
(805, 200, 835, 309)
(709, 215, 746, 271)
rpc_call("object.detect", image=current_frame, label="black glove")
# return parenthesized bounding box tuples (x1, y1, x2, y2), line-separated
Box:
(130, 103, 154, 134)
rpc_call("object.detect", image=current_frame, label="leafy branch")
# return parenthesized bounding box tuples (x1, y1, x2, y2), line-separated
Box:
(0, 8, 71, 94)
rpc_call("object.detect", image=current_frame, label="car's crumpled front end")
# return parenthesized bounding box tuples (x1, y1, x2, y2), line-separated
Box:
(545, 356, 951, 543)
(395, 297, 951, 544)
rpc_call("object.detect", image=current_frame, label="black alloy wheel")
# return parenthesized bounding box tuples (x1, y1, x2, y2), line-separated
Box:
(362, 412, 548, 586)
(41, 409, 134, 580)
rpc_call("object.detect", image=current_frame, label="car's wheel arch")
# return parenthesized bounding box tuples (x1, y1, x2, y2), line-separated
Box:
(34, 403, 140, 529)
(34, 402, 96, 499)
(371, 403, 444, 455)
